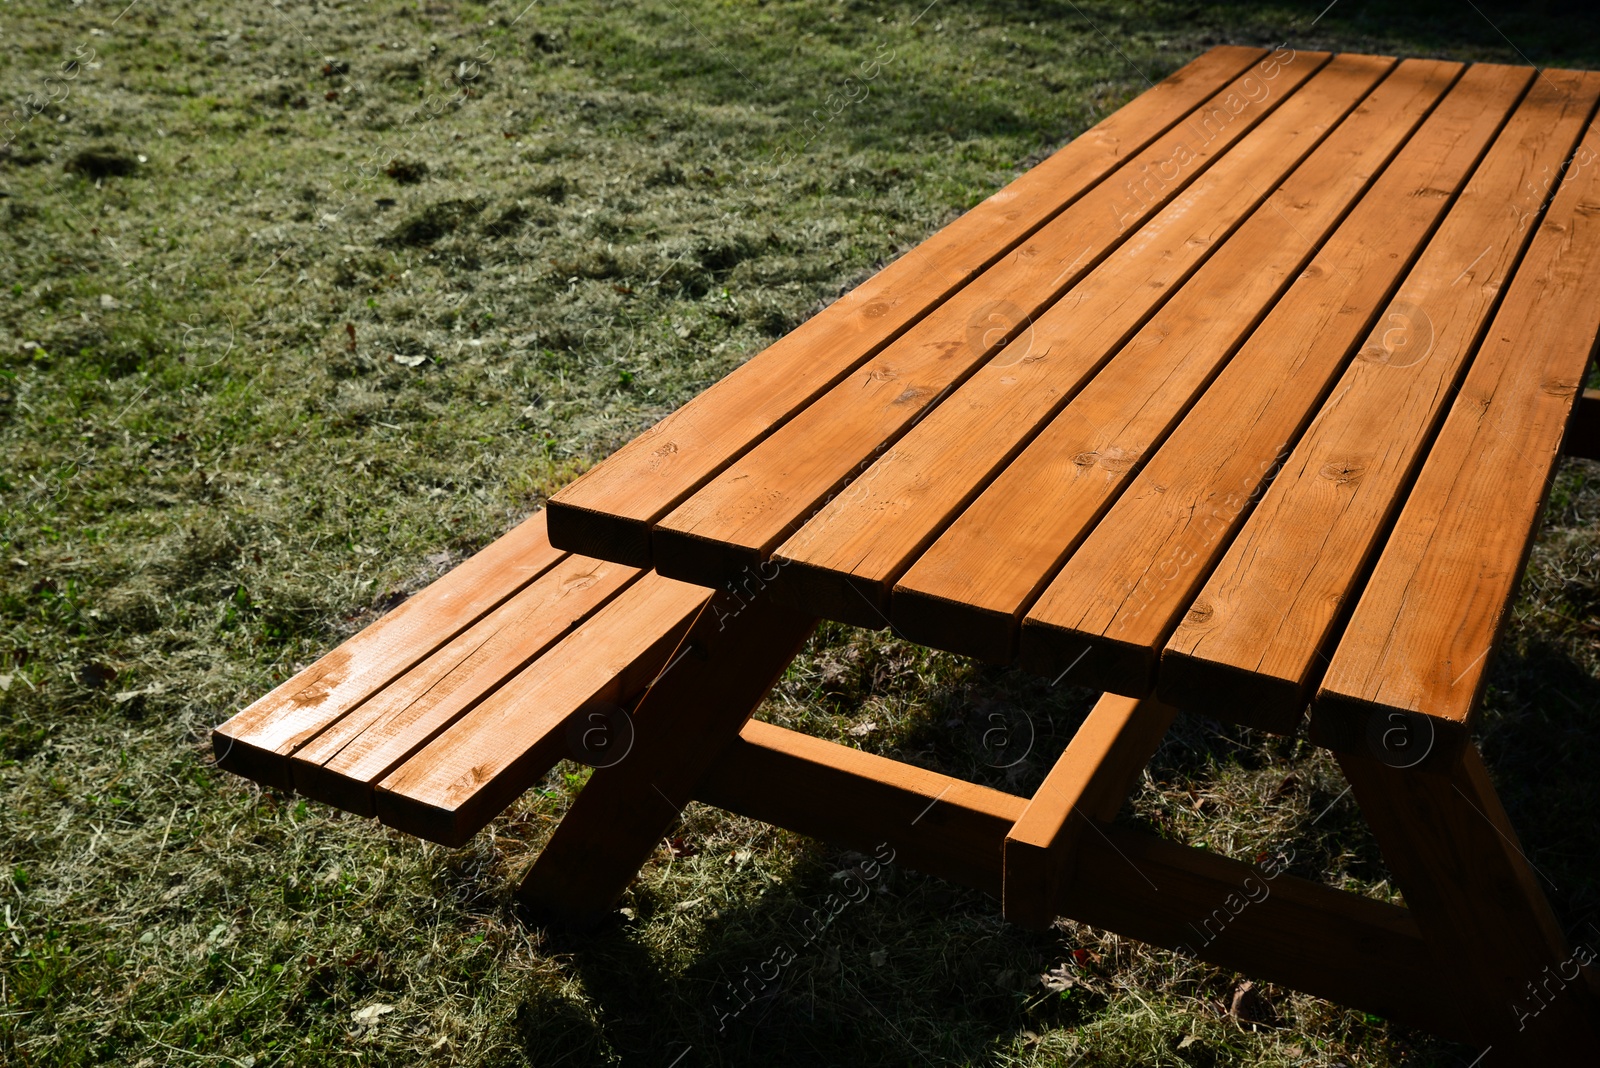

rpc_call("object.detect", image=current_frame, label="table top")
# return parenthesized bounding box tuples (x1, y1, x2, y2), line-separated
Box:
(548, 46, 1600, 743)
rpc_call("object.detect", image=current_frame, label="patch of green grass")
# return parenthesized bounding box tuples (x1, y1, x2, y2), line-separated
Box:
(3, 0, 1600, 1064)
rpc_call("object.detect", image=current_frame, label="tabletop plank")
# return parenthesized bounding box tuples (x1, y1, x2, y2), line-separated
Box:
(1162, 70, 1600, 732)
(1015, 63, 1535, 696)
(651, 52, 1333, 590)
(545, 45, 1270, 566)
(373, 572, 709, 846)
(212, 511, 565, 787)
(889, 58, 1461, 664)
(769, 55, 1430, 634)
(288, 552, 642, 814)
(1314, 103, 1600, 747)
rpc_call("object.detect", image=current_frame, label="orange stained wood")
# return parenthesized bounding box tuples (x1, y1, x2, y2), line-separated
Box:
(651, 52, 1335, 589)
(288, 551, 643, 813)
(772, 56, 1441, 632)
(1003, 694, 1178, 930)
(372, 571, 710, 846)
(890, 58, 1479, 665)
(211, 511, 565, 786)
(698, 718, 1027, 898)
(1161, 70, 1600, 732)
(1015, 62, 1535, 696)
(1314, 104, 1600, 740)
(542, 46, 1271, 567)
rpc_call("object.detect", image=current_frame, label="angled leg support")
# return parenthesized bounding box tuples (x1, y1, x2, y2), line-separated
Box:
(1337, 742, 1600, 1059)
(516, 590, 815, 928)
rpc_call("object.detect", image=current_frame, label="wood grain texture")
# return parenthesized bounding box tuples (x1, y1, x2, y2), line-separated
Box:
(650, 53, 1332, 591)
(1315, 106, 1600, 740)
(544, 46, 1270, 566)
(288, 552, 642, 815)
(1003, 695, 1178, 930)
(696, 719, 1027, 899)
(1565, 387, 1600, 460)
(1016, 63, 1534, 697)
(517, 590, 816, 926)
(211, 511, 565, 789)
(769, 55, 1398, 627)
(372, 572, 710, 846)
(886, 58, 1461, 663)
(1162, 70, 1600, 733)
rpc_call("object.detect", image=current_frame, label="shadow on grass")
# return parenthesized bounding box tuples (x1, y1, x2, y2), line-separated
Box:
(1478, 639, 1600, 944)
(508, 617, 1600, 1066)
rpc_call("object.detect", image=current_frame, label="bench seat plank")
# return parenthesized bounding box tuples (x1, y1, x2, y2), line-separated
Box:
(1161, 71, 1600, 732)
(373, 572, 711, 846)
(1015, 63, 1533, 695)
(1314, 105, 1600, 744)
(544, 46, 1269, 566)
(652, 53, 1333, 589)
(770, 57, 1440, 634)
(288, 552, 643, 814)
(212, 512, 566, 789)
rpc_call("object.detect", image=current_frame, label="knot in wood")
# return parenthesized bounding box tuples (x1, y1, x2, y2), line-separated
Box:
(1318, 459, 1365, 485)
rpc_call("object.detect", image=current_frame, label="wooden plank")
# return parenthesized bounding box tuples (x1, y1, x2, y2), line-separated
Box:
(694, 719, 1028, 899)
(772, 57, 1449, 632)
(1564, 387, 1600, 460)
(517, 591, 816, 926)
(543, 46, 1270, 566)
(1161, 71, 1600, 734)
(1004, 695, 1178, 929)
(1016, 63, 1534, 696)
(1063, 825, 1468, 1041)
(1334, 744, 1600, 1053)
(1314, 107, 1600, 743)
(893, 58, 1492, 666)
(650, 53, 1335, 590)
(372, 572, 711, 846)
(211, 511, 566, 789)
(288, 553, 642, 815)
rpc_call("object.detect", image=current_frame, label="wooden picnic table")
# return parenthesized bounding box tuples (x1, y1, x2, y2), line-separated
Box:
(216, 45, 1600, 1061)
(539, 46, 1600, 1058)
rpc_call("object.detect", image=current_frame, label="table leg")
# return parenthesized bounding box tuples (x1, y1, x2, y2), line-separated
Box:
(1337, 742, 1600, 1058)
(517, 588, 816, 928)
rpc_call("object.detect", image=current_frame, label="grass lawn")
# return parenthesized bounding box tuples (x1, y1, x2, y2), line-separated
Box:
(4, 0, 1600, 1064)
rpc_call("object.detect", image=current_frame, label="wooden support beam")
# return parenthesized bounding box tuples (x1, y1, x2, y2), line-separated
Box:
(1336, 743, 1600, 1055)
(695, 720, 1026, 898)
(695, 720, 1464, 1041)
(514, 591, 816, 927)
(1564, 387, 1600, 461)
(1062, 825, 1469, 1042)
(1004, 695, 1178, 929)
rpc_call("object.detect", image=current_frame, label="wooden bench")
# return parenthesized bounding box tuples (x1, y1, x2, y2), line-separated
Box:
(211, 513, 714, 847)
(217, 45, 1600, 1063)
